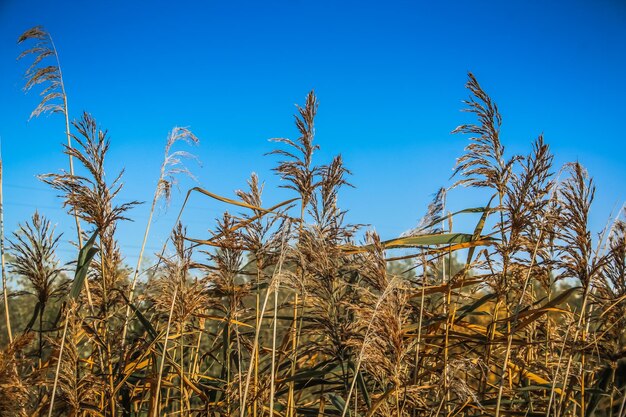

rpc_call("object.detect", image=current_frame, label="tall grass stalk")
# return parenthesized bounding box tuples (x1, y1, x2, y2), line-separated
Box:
(0, 150, 12, 344)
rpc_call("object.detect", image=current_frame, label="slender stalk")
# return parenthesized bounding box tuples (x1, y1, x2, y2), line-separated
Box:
(269, 274, 280, 417)
(123, 126, 198, 348)
(440, 204, 450, 411)
(153, 286, 178, 417)
(287, 205, 306, 417)
(180, 321, 185, 417)
(121, 193, 157, 346)
(235, 322, 243, 416)
(618, 387, 626, 417)
(254, 262, 261, 417)
(411, 253, 427, 417)
(47, 307, 71, 417)
(191, 317, 205, 380)
(0, 152, 12, 343)
(50, 37, 83, 249)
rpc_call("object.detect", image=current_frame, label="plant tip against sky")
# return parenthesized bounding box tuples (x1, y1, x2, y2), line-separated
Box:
(0, 0, 624, 261)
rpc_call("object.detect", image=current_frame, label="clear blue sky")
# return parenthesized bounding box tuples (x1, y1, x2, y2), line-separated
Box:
(0, 0, 625, 264)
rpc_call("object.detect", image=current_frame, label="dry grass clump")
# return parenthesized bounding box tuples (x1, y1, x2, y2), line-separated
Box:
(0, 335, 32, 417)
(1, 25, 624, 417)
(43, 303, 100, 417)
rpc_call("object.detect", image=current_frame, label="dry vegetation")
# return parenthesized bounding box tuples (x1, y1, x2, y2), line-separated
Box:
(1, 25, 625, 417)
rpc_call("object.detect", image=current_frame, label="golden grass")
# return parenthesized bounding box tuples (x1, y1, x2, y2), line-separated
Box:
(0, 25, 624, 417)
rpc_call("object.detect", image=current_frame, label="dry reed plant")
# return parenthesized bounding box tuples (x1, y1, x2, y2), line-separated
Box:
(0, 27, 624, 417)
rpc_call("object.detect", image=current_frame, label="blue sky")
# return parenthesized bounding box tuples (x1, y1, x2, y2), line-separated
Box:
(0, 0, 625, 264)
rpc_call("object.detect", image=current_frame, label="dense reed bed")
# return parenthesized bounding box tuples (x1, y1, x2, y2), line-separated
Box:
(1, 26, 625, 417)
